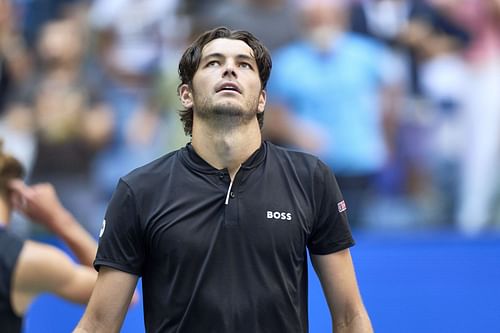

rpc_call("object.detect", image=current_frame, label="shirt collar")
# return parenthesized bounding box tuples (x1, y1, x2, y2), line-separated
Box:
(180, 141, 267, 174)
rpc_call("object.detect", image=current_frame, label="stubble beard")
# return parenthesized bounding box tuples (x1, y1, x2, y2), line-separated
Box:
(194, 96, 259, 131)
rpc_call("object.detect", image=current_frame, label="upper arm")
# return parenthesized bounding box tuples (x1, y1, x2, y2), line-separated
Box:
(75, 266, 138, 333)
(11, 241, 97, 314)
(311, 249, 368, 323)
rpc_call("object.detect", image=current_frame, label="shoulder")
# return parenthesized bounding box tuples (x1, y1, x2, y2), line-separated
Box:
(0, 229, 24, 258)
(120, 149, 180, 189)
(266, 142, 338, 188)
(111, 148, 188, 210)
(13, 241, 76, 293)
(267, 141, 317, 160)
(0, 229, 24, 246)
(265, 142, 325, 176)
(17, 241, 72, 270)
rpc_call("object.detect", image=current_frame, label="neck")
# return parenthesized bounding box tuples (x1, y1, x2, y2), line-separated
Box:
(191, 118, 262, 179)
(0, 198, 11, 227)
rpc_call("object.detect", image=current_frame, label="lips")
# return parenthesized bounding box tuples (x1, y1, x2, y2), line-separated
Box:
(215, 82, 241, 94)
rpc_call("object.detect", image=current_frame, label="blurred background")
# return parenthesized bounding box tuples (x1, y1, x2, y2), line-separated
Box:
(0, 0, 499, 332)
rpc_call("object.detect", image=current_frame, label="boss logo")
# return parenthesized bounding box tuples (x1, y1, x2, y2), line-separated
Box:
(266, 211, 292, 221)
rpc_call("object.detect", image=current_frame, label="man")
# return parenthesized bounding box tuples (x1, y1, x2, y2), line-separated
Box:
(0, 144, 98, 332)
(74, 27, 372, 333)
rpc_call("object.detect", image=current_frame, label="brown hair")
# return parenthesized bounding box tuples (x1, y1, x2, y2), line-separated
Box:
(178, 27, 272, 136)
(0, 140, 25, 200)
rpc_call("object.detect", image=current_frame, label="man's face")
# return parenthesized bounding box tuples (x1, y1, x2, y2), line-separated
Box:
(179, 38, 266, 128)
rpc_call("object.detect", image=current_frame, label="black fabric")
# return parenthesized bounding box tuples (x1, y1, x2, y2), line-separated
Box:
(0, 229, 24, 333)
(95, 141, 354, 333)
(0, 58, 12, 114)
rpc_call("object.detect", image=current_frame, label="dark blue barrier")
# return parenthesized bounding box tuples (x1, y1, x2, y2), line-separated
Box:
(24, 230, 500, 332)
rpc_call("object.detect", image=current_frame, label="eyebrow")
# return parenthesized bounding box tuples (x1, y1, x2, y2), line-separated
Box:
(202, 53, 256, 63)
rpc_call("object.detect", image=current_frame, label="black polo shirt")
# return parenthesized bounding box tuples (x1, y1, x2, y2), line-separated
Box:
(95, 141, 354, 333)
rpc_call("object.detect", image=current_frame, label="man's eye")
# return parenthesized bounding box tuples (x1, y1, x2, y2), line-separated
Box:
(207, 61, 220, 67)
(240, 63, 252, 69)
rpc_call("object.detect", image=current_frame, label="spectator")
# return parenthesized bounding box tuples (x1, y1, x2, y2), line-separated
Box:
(0, 0, 36, 203)
(0, 0, 31, 114)
(449, 0, 500, 233)
(88, 0, 181, 201)
(265, 0, 402, 227)
(0, 141, 97, 333)
(16, 0, 83, 48)
(16, 17, 114, 235)
(349, 0, 471, 226)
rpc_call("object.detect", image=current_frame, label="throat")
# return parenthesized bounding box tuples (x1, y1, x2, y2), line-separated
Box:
(191, 127, 261, 178)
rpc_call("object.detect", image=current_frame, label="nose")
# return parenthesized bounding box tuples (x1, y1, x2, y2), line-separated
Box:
(222, 61, 237, 79)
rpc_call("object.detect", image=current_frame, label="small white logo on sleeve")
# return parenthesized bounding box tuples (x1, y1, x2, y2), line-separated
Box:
(99, 219, 106, 237)
(266, 211, 292, 221)
(337, 200, 347, 213)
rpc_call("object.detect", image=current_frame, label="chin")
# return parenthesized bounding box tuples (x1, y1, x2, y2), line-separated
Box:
(195, 98, 257, 123)
(213, 103, 245, 116)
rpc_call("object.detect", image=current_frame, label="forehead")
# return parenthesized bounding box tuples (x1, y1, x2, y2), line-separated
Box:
(201, 38, 255, 60)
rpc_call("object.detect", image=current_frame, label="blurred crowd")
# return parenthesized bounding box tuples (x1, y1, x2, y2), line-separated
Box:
(1, 0, 499, 236)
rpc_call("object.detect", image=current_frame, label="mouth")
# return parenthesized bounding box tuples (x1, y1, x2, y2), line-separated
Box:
(215, 82, 241, 94)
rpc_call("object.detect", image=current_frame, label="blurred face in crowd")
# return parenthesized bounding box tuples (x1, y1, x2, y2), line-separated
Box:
(298, 0, 349, 50)
(38, 19, 83, 67)
(180, 38, 266, 130)
(0, 0, 13, 31)
(34, 77, 86, 142)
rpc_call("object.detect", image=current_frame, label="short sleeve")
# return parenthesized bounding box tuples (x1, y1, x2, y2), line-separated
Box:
(307, 160, 355, 255)
(94, 179, 145, 275)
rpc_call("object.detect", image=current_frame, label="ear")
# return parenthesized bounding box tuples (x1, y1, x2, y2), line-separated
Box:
(179, 84, 194, 109)
(257, 89, 267, 113)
